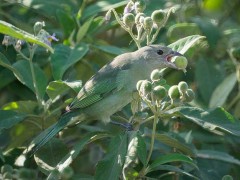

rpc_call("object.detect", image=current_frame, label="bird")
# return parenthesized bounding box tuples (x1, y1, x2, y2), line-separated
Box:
(27, 45, 183, 155)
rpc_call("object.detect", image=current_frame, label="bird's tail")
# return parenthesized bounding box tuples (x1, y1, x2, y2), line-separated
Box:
(26, 110, 83, 156)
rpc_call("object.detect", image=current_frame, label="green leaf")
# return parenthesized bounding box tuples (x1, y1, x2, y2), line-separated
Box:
(165, 106, 240, 136)
(0, 68, 16, 89)
(47, 132, 110, 179)
(95, 133, 128, 180)
(0, 149, 4, 162)
(51, 43, 89, 80)
(123, 131, 138, 174)
(46, 80, 82, 101)
(82, 0, 128, 20)
(195, 58, 223, 104)
(137, 134, 147, 166)
(56, 9, 75, 37)
(0, 20, 53, 53)
(34, 138, 69, 175)
(77, 17, 94, 42)
(147, 153, 197, 173)
(209, 73, 237, 108)
(168, 35, 205, 54)
(2, 101, 38, 114)
(0, 52, 23, 80)
(197, 150, 240, 166)
(146, 165, 199, 179)
(167, 23, 202, 43)
(153, 133, 195, 157)
(93, 45, 128, 55)
(0, 110, 26, 133)
(12, 60, 48, 99)
(192, 18, 221, 48)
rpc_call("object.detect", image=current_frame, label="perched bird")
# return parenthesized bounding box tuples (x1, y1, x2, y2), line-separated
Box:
(27, 45, 183, 154)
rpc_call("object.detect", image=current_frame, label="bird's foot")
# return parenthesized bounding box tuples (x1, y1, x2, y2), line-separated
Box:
(110, 121, 133, 131)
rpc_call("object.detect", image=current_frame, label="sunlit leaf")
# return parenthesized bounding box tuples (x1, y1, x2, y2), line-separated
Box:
(209, 73, 237, 108)
(46, 80, 82, 101)
(2, 101, 38, 114)
(0, 20, 53, 53)
(168, 35, 205, 54)
(51, 43, 89, 80)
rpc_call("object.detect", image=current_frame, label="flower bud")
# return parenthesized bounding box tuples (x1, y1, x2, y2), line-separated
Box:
(105, 10, 112, 21)
(123, 13, 135, 29)
(34, 21, 45, 35)
(2, 35, 15, 46)
(172, 56, 188, 71)
(140, 80, 152, 96)
(152, 85, 167, 100)
(135, 13, 145, 24)
(143, 17, 153, 32)
(136, 80, 144, 91)
(168, 85, 180, 100)
(178, 81, 188, 94)
(135, 0, 146, 13)
(185, 89, 195, 102)
(151, 10, 165, 26)
(150, 69, 162, 81)
(124, 1, 134, 14)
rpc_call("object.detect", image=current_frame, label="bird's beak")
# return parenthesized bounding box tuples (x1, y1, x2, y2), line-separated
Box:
(165, 51, 184, 69)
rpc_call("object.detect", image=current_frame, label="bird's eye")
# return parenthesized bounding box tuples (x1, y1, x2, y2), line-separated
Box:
(157, 49, 163, 55)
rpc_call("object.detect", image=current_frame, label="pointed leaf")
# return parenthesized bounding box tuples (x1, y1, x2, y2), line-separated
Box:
(165, 106, 240, 136)
(0, 110, 26, 133)
(137, 134, 147, 166)
(146, 165, 199, 179)
(168, 35, 205, 54)
(0, 20, 53, 53)
(197, 150, 240, 166)
(47, 132, 110, 179)
(12, 60, 48, 99)
(95, 133, 128, 180)
(46, 80, 82, 100)
(77, 17, 94, 42)
(147, 153, 197, 173)
(51, 43, 89, 79)
(209, 73, 237, 108)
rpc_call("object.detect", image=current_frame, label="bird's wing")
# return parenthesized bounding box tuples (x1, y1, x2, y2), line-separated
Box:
(69, 68, 129, 109)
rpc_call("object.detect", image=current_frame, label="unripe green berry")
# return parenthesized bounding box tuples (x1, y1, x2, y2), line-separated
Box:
(178, 81, 188, 93)
(143, 17, 153, 31)
(173, 56, 188, 71)
(135, 0, 146, 13)
(140, 80, 152, 96)
(34, 21, 45, 35)
(123, 13, 135, 29)
(150, 69, 162, 81)
(168, 85, 180, 100)
(135, 13, 145, 24)
(152, 86, 167, 100)
(185, 89, 195, 102)
(136, 80, 144, 91)
(1, 164, 13, 174)
(151, 10, 165, 26)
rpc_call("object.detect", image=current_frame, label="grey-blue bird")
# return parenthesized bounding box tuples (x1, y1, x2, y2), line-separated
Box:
(28, 45, 183, 154)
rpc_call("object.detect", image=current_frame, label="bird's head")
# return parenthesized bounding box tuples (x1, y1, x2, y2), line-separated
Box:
(136, 45, 183, 69)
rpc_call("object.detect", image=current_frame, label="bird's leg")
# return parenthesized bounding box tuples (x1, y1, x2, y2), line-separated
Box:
(110, 120, 133, 131)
